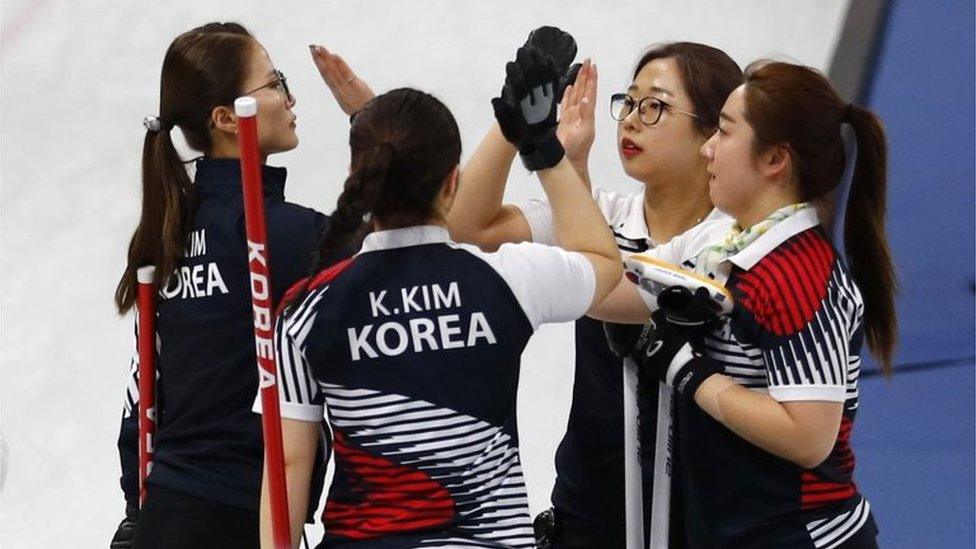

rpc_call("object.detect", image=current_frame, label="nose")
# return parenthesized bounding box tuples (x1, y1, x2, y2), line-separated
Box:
(621, 105, 641, 132)
(700, 132, 717, 159)
(286, 92, 297, 108)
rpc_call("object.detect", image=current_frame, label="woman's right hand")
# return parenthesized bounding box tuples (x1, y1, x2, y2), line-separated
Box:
(556, 59, 597, 173)
(309, 44, 375, 116)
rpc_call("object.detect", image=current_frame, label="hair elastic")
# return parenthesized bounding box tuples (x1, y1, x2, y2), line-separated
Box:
(143, 116, 172, 132)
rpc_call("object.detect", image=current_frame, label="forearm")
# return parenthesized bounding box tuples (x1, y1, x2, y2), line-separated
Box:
(694, 376, 842, 468)
(260, 460, 313, 549)
(586, 274, 652, 323)
(568, 157, 591, 190)
(447, 124, 518, 245)
(536, 159, 616, 260)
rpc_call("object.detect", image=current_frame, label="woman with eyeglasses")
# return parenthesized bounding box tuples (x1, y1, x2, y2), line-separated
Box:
(111, 23, 330, 549)
(455, 42, 742, 546)
(623, 61, 891, 548)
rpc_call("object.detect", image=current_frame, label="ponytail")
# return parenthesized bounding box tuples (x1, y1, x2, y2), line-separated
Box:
(114, 128, 193, 314)
(743, 62, 898, 374)
(116, 22, 254, 314)
(842, 105, 898, 374)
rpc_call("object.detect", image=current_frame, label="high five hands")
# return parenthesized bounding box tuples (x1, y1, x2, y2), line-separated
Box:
(557, 59, 597, 176)
(309, 44, 375, 117)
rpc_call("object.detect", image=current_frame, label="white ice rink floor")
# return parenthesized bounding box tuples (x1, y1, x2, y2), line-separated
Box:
(0, 1, 848, 546)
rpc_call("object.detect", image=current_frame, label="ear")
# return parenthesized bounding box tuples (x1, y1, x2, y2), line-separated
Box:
(210, 105, 238, 135)
(441, 165, 460, 199)
(758, 143, 793, 181)
(436, 165, 460, 218)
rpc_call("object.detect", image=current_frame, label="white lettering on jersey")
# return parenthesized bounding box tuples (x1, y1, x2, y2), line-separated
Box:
(438, 314, 464, 349)
(433, 282, 461, 309)
(467, 312, 497, 346)
(348, 324, 378, 361)
(401, 286, 422, 313)
(369, 291, 390, 316)
(376, 322, 409, 356)
(186, 229, 207, 258)
(368, 282, 462, 318)
(161, 263, 229, 300)
(410, 318, 438, 352)
(347, 312, 496, 362)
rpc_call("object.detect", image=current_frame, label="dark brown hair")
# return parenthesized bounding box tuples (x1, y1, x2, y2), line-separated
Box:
(742, 61, 897, 373)
(115, 22, 255, 314)
(633, 42, 743, 136)
(284, 87, 462, 313)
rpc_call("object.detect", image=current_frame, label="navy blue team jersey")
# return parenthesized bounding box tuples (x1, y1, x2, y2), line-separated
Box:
(118, 158, 328, 510)
(519, 189, 730, 537)
(264, 225, 596, 548)
(656, 206, 878, 548)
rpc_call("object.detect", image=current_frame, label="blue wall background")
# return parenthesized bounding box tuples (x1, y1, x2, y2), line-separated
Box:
(853, 1, 974, 547)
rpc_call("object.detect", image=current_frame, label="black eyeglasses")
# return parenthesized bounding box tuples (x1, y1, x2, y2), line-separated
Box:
(610, 93, 700, 126)
(244, 69, 293, 103)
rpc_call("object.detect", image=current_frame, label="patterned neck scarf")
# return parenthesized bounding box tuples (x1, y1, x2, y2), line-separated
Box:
(693, 203, 809, 276)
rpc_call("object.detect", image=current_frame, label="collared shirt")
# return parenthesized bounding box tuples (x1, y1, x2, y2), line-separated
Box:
(267, 225, 596, 547)
(118, 158, 328, 510)
(516, 187, 733, 530)
(646, 204, 876, 547)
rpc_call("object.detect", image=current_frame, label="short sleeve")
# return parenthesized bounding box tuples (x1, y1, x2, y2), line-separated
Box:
(253, 313, 325, 422)
(760, 317, 850, 403)
(733, 250, 854, 403)
(516, 197, 556, 246)
(485, 241, 596, 328)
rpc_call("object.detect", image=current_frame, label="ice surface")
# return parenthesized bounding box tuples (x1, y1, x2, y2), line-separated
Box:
(0, 1, 848, 546)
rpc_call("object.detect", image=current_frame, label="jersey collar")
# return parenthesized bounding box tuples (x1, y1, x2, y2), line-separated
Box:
(724, 205, 821, 270)
(193, 158, 287, 199)
(358, 224, 451, 254)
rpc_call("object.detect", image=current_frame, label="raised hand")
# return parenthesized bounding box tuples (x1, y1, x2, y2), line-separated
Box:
(557, 59, 597, 171)
(491, 45, 565, 171)
(309, 44, 375, 117)
(524, 26, 581, 102)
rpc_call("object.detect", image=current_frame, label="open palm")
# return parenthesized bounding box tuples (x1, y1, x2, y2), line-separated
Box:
(310, 44, 376, 116)
(557, 59, 597, 166)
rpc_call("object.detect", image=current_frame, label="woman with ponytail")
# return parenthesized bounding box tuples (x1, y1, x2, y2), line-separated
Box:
(112, 23, 329, 549)
(623, 61, 894, 547)
(262, 45, 622, 547)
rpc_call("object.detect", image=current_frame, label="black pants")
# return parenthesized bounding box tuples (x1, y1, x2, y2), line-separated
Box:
(550, 507, 625, 549)
(132, 485, 259, 549)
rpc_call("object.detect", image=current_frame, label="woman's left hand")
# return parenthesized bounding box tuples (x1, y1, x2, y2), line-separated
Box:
(309, 44, 375, 116)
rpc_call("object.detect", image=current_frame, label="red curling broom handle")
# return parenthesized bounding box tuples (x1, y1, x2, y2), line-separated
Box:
(136, 265, 157, 507)
(235, 96, 292, 549)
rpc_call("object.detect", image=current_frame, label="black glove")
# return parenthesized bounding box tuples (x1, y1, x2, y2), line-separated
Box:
(109, 503, 139, 548)
(603, 321, 650, 359)
(524, 26, 582, 103)
(633, 310, 723, 399)
(491, 45, 565, 171)
(657, 285, 722, 328)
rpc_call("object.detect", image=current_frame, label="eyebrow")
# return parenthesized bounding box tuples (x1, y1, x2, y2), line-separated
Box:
(719, 112, 736, 123)
(626, 84, 674, 98)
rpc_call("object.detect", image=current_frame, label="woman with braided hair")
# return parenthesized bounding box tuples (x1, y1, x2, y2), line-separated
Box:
(261, 45, 621, 547)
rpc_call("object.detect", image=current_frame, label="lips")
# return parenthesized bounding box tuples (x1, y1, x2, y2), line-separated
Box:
(621, 137, 642, 157)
